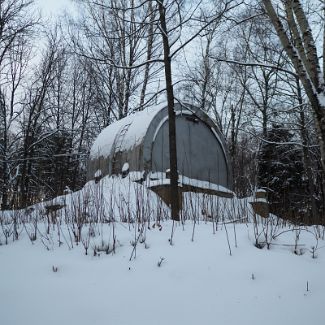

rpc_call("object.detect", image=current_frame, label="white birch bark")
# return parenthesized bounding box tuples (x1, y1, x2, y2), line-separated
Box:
(263, 0, 325, 176)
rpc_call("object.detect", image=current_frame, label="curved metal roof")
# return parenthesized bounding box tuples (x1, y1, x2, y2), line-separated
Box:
(90, 101, 227, 160)
(89, 102, 168, 159)
(88, 101, 232, 190)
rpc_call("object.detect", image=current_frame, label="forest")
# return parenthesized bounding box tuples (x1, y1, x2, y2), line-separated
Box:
(0, 0, 324, 224)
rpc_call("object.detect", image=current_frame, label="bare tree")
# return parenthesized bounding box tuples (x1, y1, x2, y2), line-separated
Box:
(0, 0, 38, 209)
(72, 0, 241, 221)
(18, 33, 60, 207)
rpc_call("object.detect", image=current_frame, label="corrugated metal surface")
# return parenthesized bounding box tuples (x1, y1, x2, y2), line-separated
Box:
(87, 102, 232, 190)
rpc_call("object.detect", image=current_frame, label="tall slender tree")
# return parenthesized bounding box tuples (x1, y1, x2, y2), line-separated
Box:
(263, 0, 325, 184)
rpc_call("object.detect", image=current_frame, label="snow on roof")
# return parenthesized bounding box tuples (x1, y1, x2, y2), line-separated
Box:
(90, 102, 167, 159)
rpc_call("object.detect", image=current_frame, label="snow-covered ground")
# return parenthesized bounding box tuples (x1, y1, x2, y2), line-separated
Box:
(1, 176, 324, 325)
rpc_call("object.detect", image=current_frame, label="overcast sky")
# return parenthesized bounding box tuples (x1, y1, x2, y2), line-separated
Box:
(35, 0, 73, 16)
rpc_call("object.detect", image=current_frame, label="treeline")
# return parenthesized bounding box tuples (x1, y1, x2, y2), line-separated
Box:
(0, 0, 323, 224)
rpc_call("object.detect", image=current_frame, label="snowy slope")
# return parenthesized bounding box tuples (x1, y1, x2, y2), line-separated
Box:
(0, 176, 324, 325)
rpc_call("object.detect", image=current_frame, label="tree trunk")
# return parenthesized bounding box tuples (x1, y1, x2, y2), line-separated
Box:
(140, 1, 154, 108)
(296, 79, 318, 221)
(263, 0, 325, 187)
(158, 1, 179, 221)
(1, 148, 9, 210)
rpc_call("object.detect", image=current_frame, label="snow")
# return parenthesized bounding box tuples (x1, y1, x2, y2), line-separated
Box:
(317, 91, 325, 107)
(1, 222, 324, 325)
(89, 102, 168, 159)
(0, 175, 324, 325)
(147, 173, 234, 196)
(122, 162, 129, 173)
(89, 101, 201, 160)
(252, 197, 268, 203)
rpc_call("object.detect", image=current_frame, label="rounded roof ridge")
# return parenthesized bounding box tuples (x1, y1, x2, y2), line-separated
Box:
(90, 102, 168, 159)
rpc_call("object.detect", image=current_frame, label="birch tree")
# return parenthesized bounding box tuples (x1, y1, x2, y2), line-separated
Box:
(262, 0, 325, 184)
